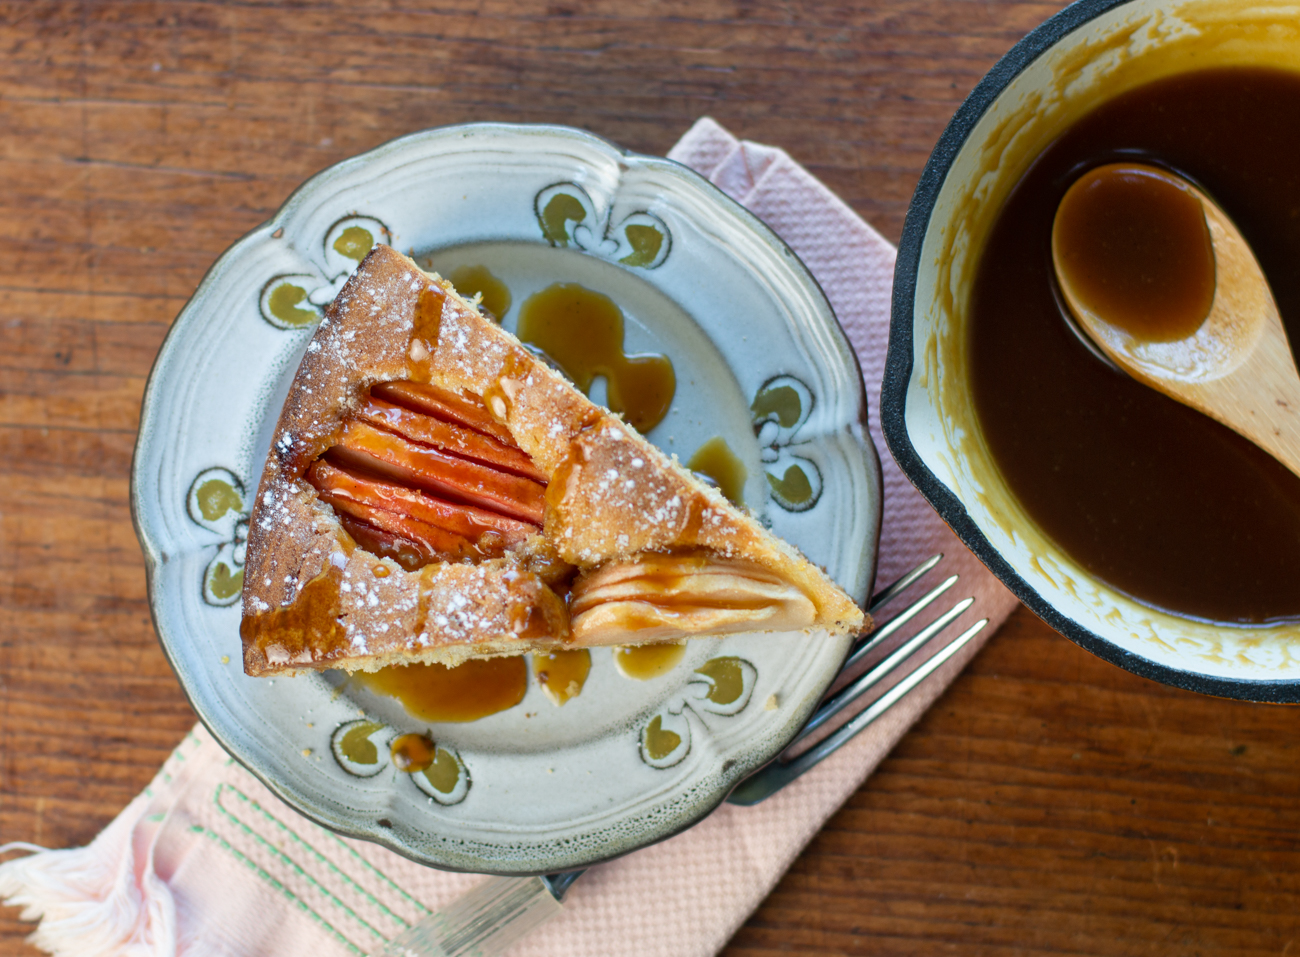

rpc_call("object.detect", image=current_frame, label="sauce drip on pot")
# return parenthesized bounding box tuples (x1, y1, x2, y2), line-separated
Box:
(969, 66, 1300, 624)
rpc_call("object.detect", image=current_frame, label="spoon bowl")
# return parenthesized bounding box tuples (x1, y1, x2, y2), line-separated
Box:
(1052, 162, 1300, 478)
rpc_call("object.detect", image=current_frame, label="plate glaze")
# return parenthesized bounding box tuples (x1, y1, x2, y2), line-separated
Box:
(133, 123, 881, 874)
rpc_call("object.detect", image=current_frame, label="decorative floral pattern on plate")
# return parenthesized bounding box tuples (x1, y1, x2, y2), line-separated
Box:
(260, 216, 393, 330)
(331, 719, 470, 806)
(535, 182, 671, 268)
(752, 375, 823, 512)
(186, 467, 249, 606)
(640, 656, 757, 769)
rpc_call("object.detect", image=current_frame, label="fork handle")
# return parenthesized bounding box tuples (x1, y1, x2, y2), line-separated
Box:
(375, 875, 562, 957)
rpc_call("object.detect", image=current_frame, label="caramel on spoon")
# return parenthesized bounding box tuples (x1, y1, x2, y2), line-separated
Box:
(1052, 162, 1300, 478)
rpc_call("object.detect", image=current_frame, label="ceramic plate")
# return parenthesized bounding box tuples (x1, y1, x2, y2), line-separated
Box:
(132, 123, 881, 874)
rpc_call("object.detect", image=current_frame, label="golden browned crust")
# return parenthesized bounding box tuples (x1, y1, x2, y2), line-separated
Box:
(240, 244, 864, 676)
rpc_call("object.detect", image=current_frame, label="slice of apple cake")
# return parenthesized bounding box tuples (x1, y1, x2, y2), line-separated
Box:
(240, 245, 864, 676)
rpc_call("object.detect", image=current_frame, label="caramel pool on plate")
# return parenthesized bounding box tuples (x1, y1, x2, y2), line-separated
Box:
(614, 642, 687, 680)
(534, 649, 591, 706)
(517, 282, 675, 434)
(354, 657, 528, 722)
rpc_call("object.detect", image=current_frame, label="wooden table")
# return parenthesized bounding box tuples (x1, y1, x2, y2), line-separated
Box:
(3, 2, 1299, 954)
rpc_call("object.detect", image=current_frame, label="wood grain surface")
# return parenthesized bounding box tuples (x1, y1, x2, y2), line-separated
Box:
(2, 2, 1299, 954)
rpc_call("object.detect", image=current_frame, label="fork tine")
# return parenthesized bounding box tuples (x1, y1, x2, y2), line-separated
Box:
(727, 616, 988, 806)
(867, 553, 944, 614)
(844, 574, 959, 673)
(797, 594, 974, 741)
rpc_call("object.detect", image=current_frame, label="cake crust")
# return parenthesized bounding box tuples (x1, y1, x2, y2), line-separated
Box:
(240, 245, 864, 676)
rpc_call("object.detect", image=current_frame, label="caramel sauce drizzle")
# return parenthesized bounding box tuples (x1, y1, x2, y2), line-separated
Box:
(405, 286, 446, 380)
(517, 283, 675, 434)
(355, 657, 529, 722)
(534, 649, 591, 705)
(240, 568, 346, 670)
(390, 732, 436, 772)
(686, 436, 746, 506)
(614, 643, 687, 680)
(389, 732, 464, 795)
(448, 265, 512, 322)
(1054, 164, 1215, 342)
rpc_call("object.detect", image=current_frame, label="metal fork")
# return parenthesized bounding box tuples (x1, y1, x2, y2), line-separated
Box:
(375, 553, 986, 957)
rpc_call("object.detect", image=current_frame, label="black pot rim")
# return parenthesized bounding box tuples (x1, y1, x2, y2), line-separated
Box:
(882, 0, 1300, 704)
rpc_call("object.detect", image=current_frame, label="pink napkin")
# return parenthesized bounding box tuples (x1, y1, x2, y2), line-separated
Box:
(0, 118, 1018, 957)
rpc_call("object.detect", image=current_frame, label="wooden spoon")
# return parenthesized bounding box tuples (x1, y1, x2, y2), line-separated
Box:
(1052, 162, 1300, 477)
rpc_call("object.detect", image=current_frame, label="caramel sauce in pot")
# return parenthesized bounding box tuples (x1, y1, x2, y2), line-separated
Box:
(1053, 164, 1216, 343)
(970, 67, 1300, 624)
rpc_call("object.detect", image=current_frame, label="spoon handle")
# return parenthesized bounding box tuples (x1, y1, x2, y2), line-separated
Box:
(1180, 316, 1300, 478)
